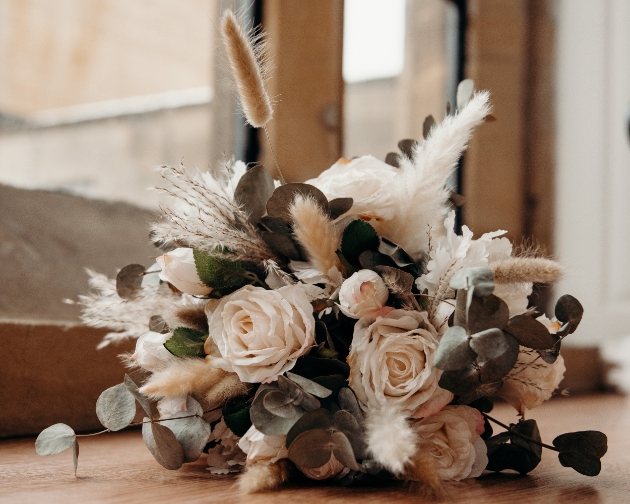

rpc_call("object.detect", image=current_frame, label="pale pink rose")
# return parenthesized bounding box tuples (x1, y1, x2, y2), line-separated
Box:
(132, 331, 177, 372)
(412, 405, 488, 481)
(238, 425, 288, 464)
(300, 456, 347, 480)
(156, 247, 212, 296)
(207, 419, 246, 474)
(209, 285, 315, 383)
(338, 269, 390, 319)
(348, 309, 453, 418)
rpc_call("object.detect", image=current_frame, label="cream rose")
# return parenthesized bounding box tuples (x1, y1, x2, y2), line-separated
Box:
(209, 285, 315, 383)
(499, 348, 566, 415)
(206, 419, 246, 474)
(305, 155, 398, 218)
(338, 269, 389, 319)
(132, 331, 177, 372)
(348, 310, 453, 418)
(412, 405, 488, 481)
(156, 247, 212, 296)
(238, 425, 288, 465)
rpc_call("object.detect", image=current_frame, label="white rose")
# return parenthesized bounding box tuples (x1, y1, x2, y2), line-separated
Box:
(132, 331, 176, 372)
(156, 247, 212, 296)
(412, 405, 488, 481)
(305, 155, 398, 219)
(207, 419, 246, 474)
(238, 425, 288, 465)
(348, 310, 453, 418)
(209, 285, 315, 383)
(499, 348, 566, 415)
(338, 269, 389, 319)
(156, 395, 187, 418)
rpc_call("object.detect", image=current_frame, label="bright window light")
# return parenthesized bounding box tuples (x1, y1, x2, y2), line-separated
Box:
(343, 0, 406, 83)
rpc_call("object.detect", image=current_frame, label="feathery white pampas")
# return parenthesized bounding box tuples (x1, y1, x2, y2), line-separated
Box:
(79, 270, 178, 349)
(372, 92, 491, 260)
(152, 163, 274, 264)
(491, 257, 563, 284)
(290, 195, 343, 274)
(238, 460, 291, 493)
(140, 357, 228, 400)
(220, 9, 273, 128)
(365, 408, 417, 475)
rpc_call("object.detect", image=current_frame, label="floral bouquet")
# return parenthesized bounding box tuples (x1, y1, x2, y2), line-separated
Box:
(36, 9, 607, 497)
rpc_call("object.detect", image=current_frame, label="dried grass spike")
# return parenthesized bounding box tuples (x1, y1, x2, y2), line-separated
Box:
(238, 460, 291, 493)
(220, 9, 273, 128)
(491, 257, 563, 284)
(140, 357, 227, 399)
(405, 450, 447, 501)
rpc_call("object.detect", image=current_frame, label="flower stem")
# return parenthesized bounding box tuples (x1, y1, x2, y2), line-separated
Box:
(482, 413, 559, 451)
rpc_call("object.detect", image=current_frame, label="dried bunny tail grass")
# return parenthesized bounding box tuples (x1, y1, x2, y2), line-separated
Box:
(365, 408, 417, 475)
(152, 163, 274, 264)
(238, 460, 292, 493)
(405, 450, 447, 501)
(491, 257, 563, 284)
(79, 269, 179, 349)
(204, 373, 251, 410)
(160, 297, 209, 334)
(375, 91, 491, 259)
(220, 9, 273, 128)
(290, 194, 343, 274)
(140, 358, 227, 399)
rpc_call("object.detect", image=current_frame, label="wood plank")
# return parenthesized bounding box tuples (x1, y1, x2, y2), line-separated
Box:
(2, 394, 628, 503)
(261, 0, 344, 182)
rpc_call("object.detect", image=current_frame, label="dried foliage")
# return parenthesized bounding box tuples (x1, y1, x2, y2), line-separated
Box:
(491, 257, 563, 284)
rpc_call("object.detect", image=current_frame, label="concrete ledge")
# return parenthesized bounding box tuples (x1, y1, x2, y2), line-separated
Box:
(0, 320, 134, 438)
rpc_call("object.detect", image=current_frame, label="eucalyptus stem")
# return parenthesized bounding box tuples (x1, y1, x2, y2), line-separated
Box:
(76, 428, 110, 437)
(482, 413, 558, 452)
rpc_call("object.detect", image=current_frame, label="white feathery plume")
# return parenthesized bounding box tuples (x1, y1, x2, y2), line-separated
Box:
(372, 91, 491, 260)
(79, 270, 178, 349)
(365, 407, 417, 475)
(151, 163, 274, 264)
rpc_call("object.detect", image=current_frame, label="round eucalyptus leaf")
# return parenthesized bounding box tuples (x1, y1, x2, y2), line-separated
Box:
(331, 431, 361, 471)
(450, 267, 495, 297)
(287, 372, 333, 398)
(286, 408, 333, 448)
(505, 314, 557, 350)
(266, 183, 329, 222)
(486, 442, 540, 475)
(434, 326, 476, 371)
(328, 197, 354, 220)
(263, 390, 299, 419)
(397, 138, 419, 159)
(124, 374, 155, 418)
(234, 165, 275, 225)
(260, 231, 301, 260)
(251, 388, 303, 435)
(288, 429, 336, 469)
(558, 452, 601, 476)
(468, 294, 510, 334)
(165, 412, 211, 462)
(35, 423, 76, 456)
(555, 295, 584, 335)
(338, 387, 362, 421)
(334, 410, 367, 459)
(470, 328, 510, 361)
(96, 383, 137, 431)
(553, 431, 607, 458)
(148, 315, 169, 334)
(116, 264, 146, 299)
(142, 420, 185, 470)
(477, 332, 520, 383)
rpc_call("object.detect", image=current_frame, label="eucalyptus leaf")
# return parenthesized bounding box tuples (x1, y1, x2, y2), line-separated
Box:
(423, 115, 435, 139)
(331, 431, 362, 471)
(264, 390, 299, 419)
(193, 248, 248, 290)
(96, 383, 136, 431)
(486, 442, 540, 475)
(358, 250, 395, 270)
(434, 326, 476, 371)
(260, 231, 301, 260)
(505, 314, 557, 350)
(286, 372, 333, 398)
(384, 152, 400, 168)
(266, 183, 329, 222)
(222, 401, 253, 437)
(378, 237, 417, 272)
(142, 420, 185, 470)
(338, 388, 362, 422)
(553, 431, 607, 458)
(470, 328, 511, 361)
(539, 346, 561, 364)
(334, 410, 367, 459)
(457, 78, 475, 110)
(341, 220, 379, 268)
(555, 295, 584, 336)
(328, 198, 354, 220)
(234, 165, 275, 225)
(35, 423, 76, 456)
(468, 294, 510, 334)
(397, 139, 418, 159)
(336, 250, 359, 276)
(286, 408, 334, 448)
(124, 374, 155, 418)
(164, 327, 207, 358)
(558, 452, 601, 476)
(450, 267, 495, 297)
(259, 216, 292, 236)
(511, 419, 542, 460)
(476, 332, 519, 383)
(72, 439, 79, 477)
(149, 315, 169, 334)
(165, 411, 211, 462)
(288, 429, 337, 469)
(116, 264, 146, 299)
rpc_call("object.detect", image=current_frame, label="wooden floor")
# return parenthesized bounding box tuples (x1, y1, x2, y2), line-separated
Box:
(1, 394, 629, 504)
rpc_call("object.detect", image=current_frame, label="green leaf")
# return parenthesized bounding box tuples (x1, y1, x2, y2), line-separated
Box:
(467, 294, 510, 334)
(263, 390, 299, 419)
(222, 401, 253, 437)
(164, 327, 207, 358)
(554, 430, 608, 474)
(331, 431, 362, 471)
(193, 248, 248, 290)
(286, 409, 334, 448)
(234, 165, 275, 225)
(266, 183, 329, 222)
(511, 419, 543, 460)
(95, 383, 137, 431)
(486, 442, 540, 475)
(142, 419, 185, 470)
(35, 424, 76, 456)
(116, 264, 146, 299)
(470, 328, 511, 361)
(165, 410, 211, 463)
(476, 332, 520, 382)
(505, 314, 557, 350)
(341, 220, 379, 268)
(434, 326, 476, 371)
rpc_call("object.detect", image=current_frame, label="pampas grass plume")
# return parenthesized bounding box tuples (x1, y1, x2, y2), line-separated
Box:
(491, 257, 563, 284)
(220, 9, 273, 128)
(140, 357, 227, 399)
(365, 408, 417, 475)
(238, 460, 291, 493)
(405, 450, 447, 501)
(290, 195, 343, 274)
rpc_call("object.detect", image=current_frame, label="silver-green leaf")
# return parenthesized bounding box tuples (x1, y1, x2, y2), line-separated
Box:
(286, 372, 333, 398)
(35, 423, 76, 456)
(142, 419, 185, 470)
(96, 383, 137, 431)
(435, 326, 476, 371)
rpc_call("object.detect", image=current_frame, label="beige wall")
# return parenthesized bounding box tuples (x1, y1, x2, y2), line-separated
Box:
(0, 0, 214, 115)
